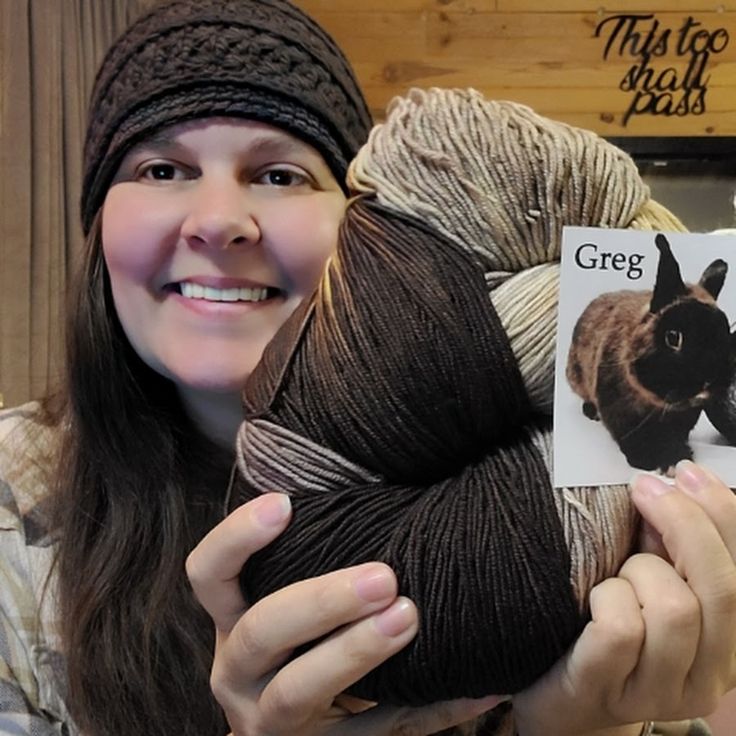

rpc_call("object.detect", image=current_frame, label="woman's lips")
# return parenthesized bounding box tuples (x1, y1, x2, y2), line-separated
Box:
(164, 278, 284, 316)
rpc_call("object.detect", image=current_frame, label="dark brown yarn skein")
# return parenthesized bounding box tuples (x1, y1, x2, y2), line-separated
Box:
(233, 197, 585, 703)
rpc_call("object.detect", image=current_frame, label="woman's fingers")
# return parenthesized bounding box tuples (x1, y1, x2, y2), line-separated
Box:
(512, 576, 646, 736)
(666, 463, 736, 698)
(617, 553, 700, 713)
(216, 562, 402, 689)
(564, 577, 646, 703)
(636, 517, 666, 558)
(190, 496, 508, 736)
(631, 466, 736, 710)
(515, 463, 736, 735)
(186, 493, 292, 632)
(672, 461, 736, 561)
(634, 462, 736, 563)
(253, 597, 418, 733)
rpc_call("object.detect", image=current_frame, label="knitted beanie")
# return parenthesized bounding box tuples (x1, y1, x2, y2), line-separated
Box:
(80, 0, 372, 235)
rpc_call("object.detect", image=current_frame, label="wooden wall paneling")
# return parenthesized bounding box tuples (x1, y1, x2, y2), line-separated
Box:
(296, 1, 736, 136)
(294, 11, 426, 40)
(396, 1, 736, 10)
(294, 3, 431, 121)
(297, 0, 429, 14)
(423, 0, 496, 10)
(496, 1, 736, 11)
(426, 9, 736, 134)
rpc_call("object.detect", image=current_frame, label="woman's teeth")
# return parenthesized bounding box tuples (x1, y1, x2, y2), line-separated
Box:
(179, 282, 269, 302)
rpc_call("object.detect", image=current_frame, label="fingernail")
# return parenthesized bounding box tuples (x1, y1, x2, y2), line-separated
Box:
(374, 598, 414, 637)
(675, 460, 706, 494)
(470, 694, 511, 713)
(254, 494, 291, 527)
(631, 472, 672, 497)
(354, 565, 395, 602)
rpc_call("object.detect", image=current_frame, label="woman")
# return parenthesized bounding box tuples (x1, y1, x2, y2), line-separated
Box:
(0, 1, 734, 735)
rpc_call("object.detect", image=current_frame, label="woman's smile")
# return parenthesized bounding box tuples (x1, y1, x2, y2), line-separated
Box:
(163, 275, 283, 317)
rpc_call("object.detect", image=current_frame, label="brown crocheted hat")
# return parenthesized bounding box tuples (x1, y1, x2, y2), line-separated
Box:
(81, 0, 372, 235)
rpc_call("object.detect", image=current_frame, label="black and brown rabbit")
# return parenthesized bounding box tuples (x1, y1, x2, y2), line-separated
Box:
(566, 233, 731, 473)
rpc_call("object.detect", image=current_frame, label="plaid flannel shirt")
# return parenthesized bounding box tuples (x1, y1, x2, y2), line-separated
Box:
(0, 404, 73, 734)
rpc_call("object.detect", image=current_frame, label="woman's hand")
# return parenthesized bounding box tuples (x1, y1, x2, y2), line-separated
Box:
(186, 493, 503, 735)
(513, 461, 736, 736)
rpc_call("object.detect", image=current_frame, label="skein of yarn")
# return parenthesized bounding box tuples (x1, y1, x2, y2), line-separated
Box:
(231, 88, 687, 704)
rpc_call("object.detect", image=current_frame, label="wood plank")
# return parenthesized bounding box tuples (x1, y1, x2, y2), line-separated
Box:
(428, 11, 736, 41)
(326, 35, 427, 59)
(353, 58, 736, 89)
(361, 84, 736, 113)
(551, 110, 736, 135)
(291, 12, 426, 40)
(361, 85, 735, 113)
(360, 74, 736, 130)
(424, 36, 649, 61)
(364, 93, 736, 135)
(416, 0, 736, 14)
(424, 28, 736, 62)
(427, 12, 736, 64)
(296, 0, 429, 13)
(297, 8, 736, 67)
(299, 0, 736, 15)
(425, 1, 498, 10)
(497, 1, 736, 11)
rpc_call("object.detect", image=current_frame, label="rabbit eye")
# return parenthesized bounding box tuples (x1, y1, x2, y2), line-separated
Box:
(665, 329, 683, 351)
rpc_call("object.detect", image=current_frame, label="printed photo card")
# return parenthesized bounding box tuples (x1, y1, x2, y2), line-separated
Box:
(553, 226, 736, 488)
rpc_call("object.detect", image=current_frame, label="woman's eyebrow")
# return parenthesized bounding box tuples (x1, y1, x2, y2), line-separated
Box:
(126, 131, 182, 155)
(246, 134, 313, 159)
(146, 130, 179, 147)
(125, 128, 314, 159)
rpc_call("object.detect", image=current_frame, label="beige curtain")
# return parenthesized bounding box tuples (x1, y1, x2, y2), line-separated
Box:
(0, 0, 151, 409)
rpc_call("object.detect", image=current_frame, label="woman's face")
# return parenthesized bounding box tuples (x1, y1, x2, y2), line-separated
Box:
(102, 118, 346, 399)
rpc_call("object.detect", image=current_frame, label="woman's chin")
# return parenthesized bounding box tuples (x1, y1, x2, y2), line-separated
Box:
(149, 354, 254, 396)
(175, 372, 251, 396)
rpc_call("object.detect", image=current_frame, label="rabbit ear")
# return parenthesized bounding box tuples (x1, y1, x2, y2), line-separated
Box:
(699, 258, 728, 299)
(651, 233, 687, 313)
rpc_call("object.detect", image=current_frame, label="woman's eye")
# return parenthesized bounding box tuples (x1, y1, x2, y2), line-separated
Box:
(256, 168, 308, 187)
(137, 162, 185, 181)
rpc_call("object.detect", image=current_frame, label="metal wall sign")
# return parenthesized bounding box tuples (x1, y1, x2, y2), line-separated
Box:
(596, 14, 730, 126)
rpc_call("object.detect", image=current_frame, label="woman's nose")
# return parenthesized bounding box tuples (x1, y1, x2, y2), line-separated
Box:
(180, 178, 260, 249)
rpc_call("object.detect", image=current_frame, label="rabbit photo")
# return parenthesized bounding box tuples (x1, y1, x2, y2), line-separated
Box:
(566, 233, 731, 474)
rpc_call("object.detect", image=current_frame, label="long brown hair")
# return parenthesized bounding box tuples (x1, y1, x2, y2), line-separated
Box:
(52, 212, 231, 736)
